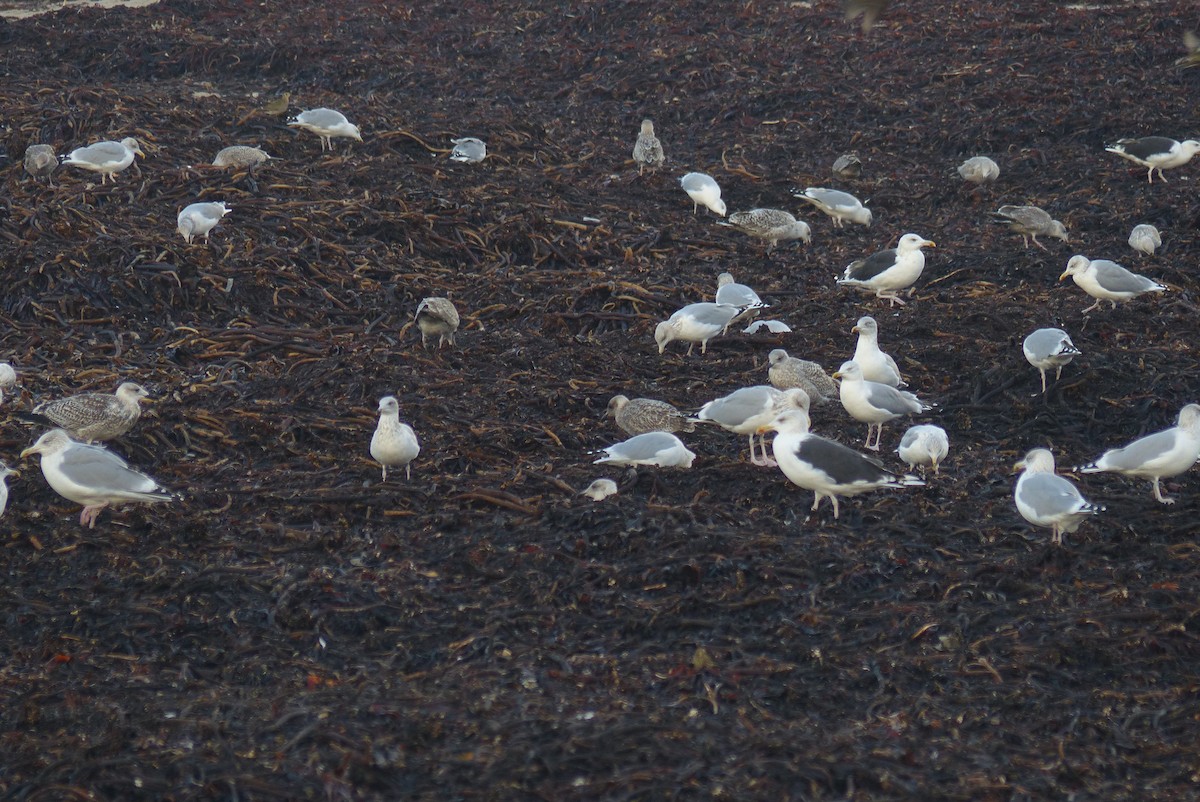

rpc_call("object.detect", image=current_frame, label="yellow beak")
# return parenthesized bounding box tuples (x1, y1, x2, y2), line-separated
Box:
(1058, 270, 1070, 281)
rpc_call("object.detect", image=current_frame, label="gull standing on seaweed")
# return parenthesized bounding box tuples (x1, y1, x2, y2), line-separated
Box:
(288, 108, 363, 151)
(591, 431, 695, 468)
(896, 424, 949, 475)
(177, 202, 232, 245)
(795, 187, 872, 228)
(767, 350, 837, 405)
(1022, 328, 1080, 395)
(1059, 255, 1165, 313)
(371, 396, 420, 481)
(714, 272, 769, 311)
(450, 137, 487, 163)
(1013, 448, 1102, 546)
(837, 234, 935, 307)
(415, 297, 460, 349)
(957, 156, 999, 185)
(722, 209, 811, 253)
(1128, 224, 1161, 257)
(1077, 404, 1200, 505)
(693, 386, 810, 467)
(31, 382, 150, 443)
(834, 360, 931, 451)
(213, 146, 270, 170)
(24, 144, 57, 187)
(991, 205, 1068, 250)
(1105, 136, 1200, 183)
(654, 302, 740, 356)
(606, 395, 695, 437)
(60, 137, 144, 184)
(680, 172, 726, 216)
(632, 119, 664, 175)
(850, 316, 905, 387)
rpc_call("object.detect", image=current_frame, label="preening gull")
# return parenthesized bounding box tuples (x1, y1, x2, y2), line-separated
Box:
(1059, 255, 1165, 313)
(764, 409, 923, 520)
(897, 424, 949, 474)
(415, 297, 460, 348)
(370, 396, 420, 481)
(837, 234, 935, 307)
(680, 172, 726, 216)
(632, 119, 664, 175)
(177, 202, 231, 245)
(61, 137, 144, 183)
(834, 360, 931, 451)
(992, 205, 1068, 250)
(851, 316, 904, 387)
(287, 108, 362, 151)
(654, 302, 740, 355)
(24, 144, 57, 186)
(957, 156, 999, 185)
(21, 429, 175, 529)
(606, 395, 695, 436)
(592, 431, 695, 468)
(213, 145, 270, 170)
(0, 362, 17, 405)
(1128, 224, 1161, 257)
(32, 382, 149, 443)
(1014, 448, 1102, 546)
(715, 272, 768, 310)
(795, 187, 872, 227)
(1077, 404, 1200, 504)
(842, 0, 889, 35)
(580, 478, 618, 501)
(832, 153, 862, 179)
(724, 209, 811, 252)
(1105, 137, 1200, 183)
(1022, 328, 1080, 394)
(767, 349, 837, 404)
(0, 462, 15, 517)
(693, 386, 810, 467)
(450, 137, 486, 163)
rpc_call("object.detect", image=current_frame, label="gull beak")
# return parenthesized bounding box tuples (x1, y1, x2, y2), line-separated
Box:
(1012, 459, 1027, 474)
(1058, 270, 1070, 281)
(19, 446, 37, 460)
(832, 371, 843, 380)
(851, 326, 861, 334)
(925, 240, 937, 248)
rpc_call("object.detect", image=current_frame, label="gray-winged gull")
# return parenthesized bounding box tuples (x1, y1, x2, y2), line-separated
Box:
(832, 153, 862, 179)
(1014, 448, 1102, 545)
(450, 137, 486, 163)
(1128, 224, 1161, 257)
(694, 386, 810, 467)
(680, 172, 726, 216)
(1023, 328, 1080, 394)
(288, 108, 362, 151)
(592, 431, 695, 468)
(61, 137, 144, 183)
(632, 119, 664, 175)
(724, 209, 811, 252)
(580, 478, 618, 501)
(837, 234, 935, 306)
(834, 360, 931, 451)
(764, 408, 923, 519)
(213, 145, 270, 170)
(715, 272, 768, 325)
(1077, 404, 1200, 504)
(177, 202, 231, 245)
(24, 144, 57, 186)
(744, 320, 792, 334)
(851, 315, 904, 387)
(0, 362, 16, 406)
(415, 297, 460, 348)
(606, 395, 695, 436)
(32, 382, 149, 443)
(795, 187, 872, 227)
(21, 429, 175, 528)
(1105, 136, 1200, 183)
(1059, 255, 1165, 313)
(992, 205, 1068, 250)
(767, 349, 837, 404)
(896, 424, 948, 475)
(0, 462, 16, 517)
(370, 396, 420, 481)
(655, 302, 740, 355)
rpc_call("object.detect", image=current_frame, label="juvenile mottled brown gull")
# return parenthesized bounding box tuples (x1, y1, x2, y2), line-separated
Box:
(592, 431, 695, 468)
(61, 137, 144, 183)
(851, 316, 904, 387)
(1059, 255, 1165, 313)
(723, 209, 811, 252)
(288, 108, 362, 151)
(837, 234, 934, 307)
(450, 137, 486, 163)
(21, 429, 175, 529)
(32, 382, 149, 443)
(694, 386, 810, 467)
(832, 153, 862, 179)
(764, 409, 923, 520)
(767, 350, 837, 404)
(834, 360, 931, 451)
(1077, 404, 1200, 504)
(1023, 328, 1080, 394)
(1105, 137, 1200, 183)
(1128, 224, 1161, 257)
(992, 205, 1068, 250)
(213, 145, 270, 170)
(580, 478, 618, 501)
(1014, 448, 1102, 546)
(24, 144, 57, 186)
(632, 119, 664, 175)
(897, 424, 949, 475)
(370, 396, 420, 481)
(177, 202, 231, 245)
(654, 302, 740, 356)
(606, 395, 695, 436)
(957, 156, 999, 185)
(843, 0, 889, 35)
(680, 172, 726, 216)
(415, 297, 460, 348)
(795, 187, 872, 228)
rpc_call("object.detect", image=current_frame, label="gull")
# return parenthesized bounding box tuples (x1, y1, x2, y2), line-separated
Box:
(263, 92, 291, 117)
(1077, 404, 1200, 504)
(794, 187, 872, 227)
(722, 209, 811, 252)
(843, 0, 890, 35)
(1014, 448, 1103, 546)
(992, 205, 1068, 250)
(450, 137, 487, 163)
(592, 431, 695, 468)
(60, 137, 144, 184)
(1059, 255, 1165, 313)
(767, 350, 837, 404)
(715, 272, 768, 310)
(0, 462, 17, 517)
(606, 395, 695, 436)
(212, 145, 270, 170)
(177, 202, 231, 245)
(1177, 30, 1200, 69)
(832, 153, 862, 179)
(24, 144, 57, 186)
(957, 156, 1000, 185)
(1022, 328, 1081, 394)
(851, 315, 904, 387)
(21, 429, 175, 529)
(32, 382, 150, 443)
(1128, 224, 1161, 257)
(837, 233, 935, 307)
(680, 172, 726, 216)
(1105, 136, 1200, 183)
(632, 119, 664, 175)
(415, 297, 460, 348)
(896, 424, 949, 475)
(287, 108, 363, 151)
(763, 409, 923, 520)
(693, 386, 810, 467)
(580, 478, 618, 501)
(654, 302, 740, 355)
(370, 396, 420, 481)
(834, 360, 931, 451)
(0, 362, 17, 405)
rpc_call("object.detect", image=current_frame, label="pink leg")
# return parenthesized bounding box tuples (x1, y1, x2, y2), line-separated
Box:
(80, 503, 108, 528)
